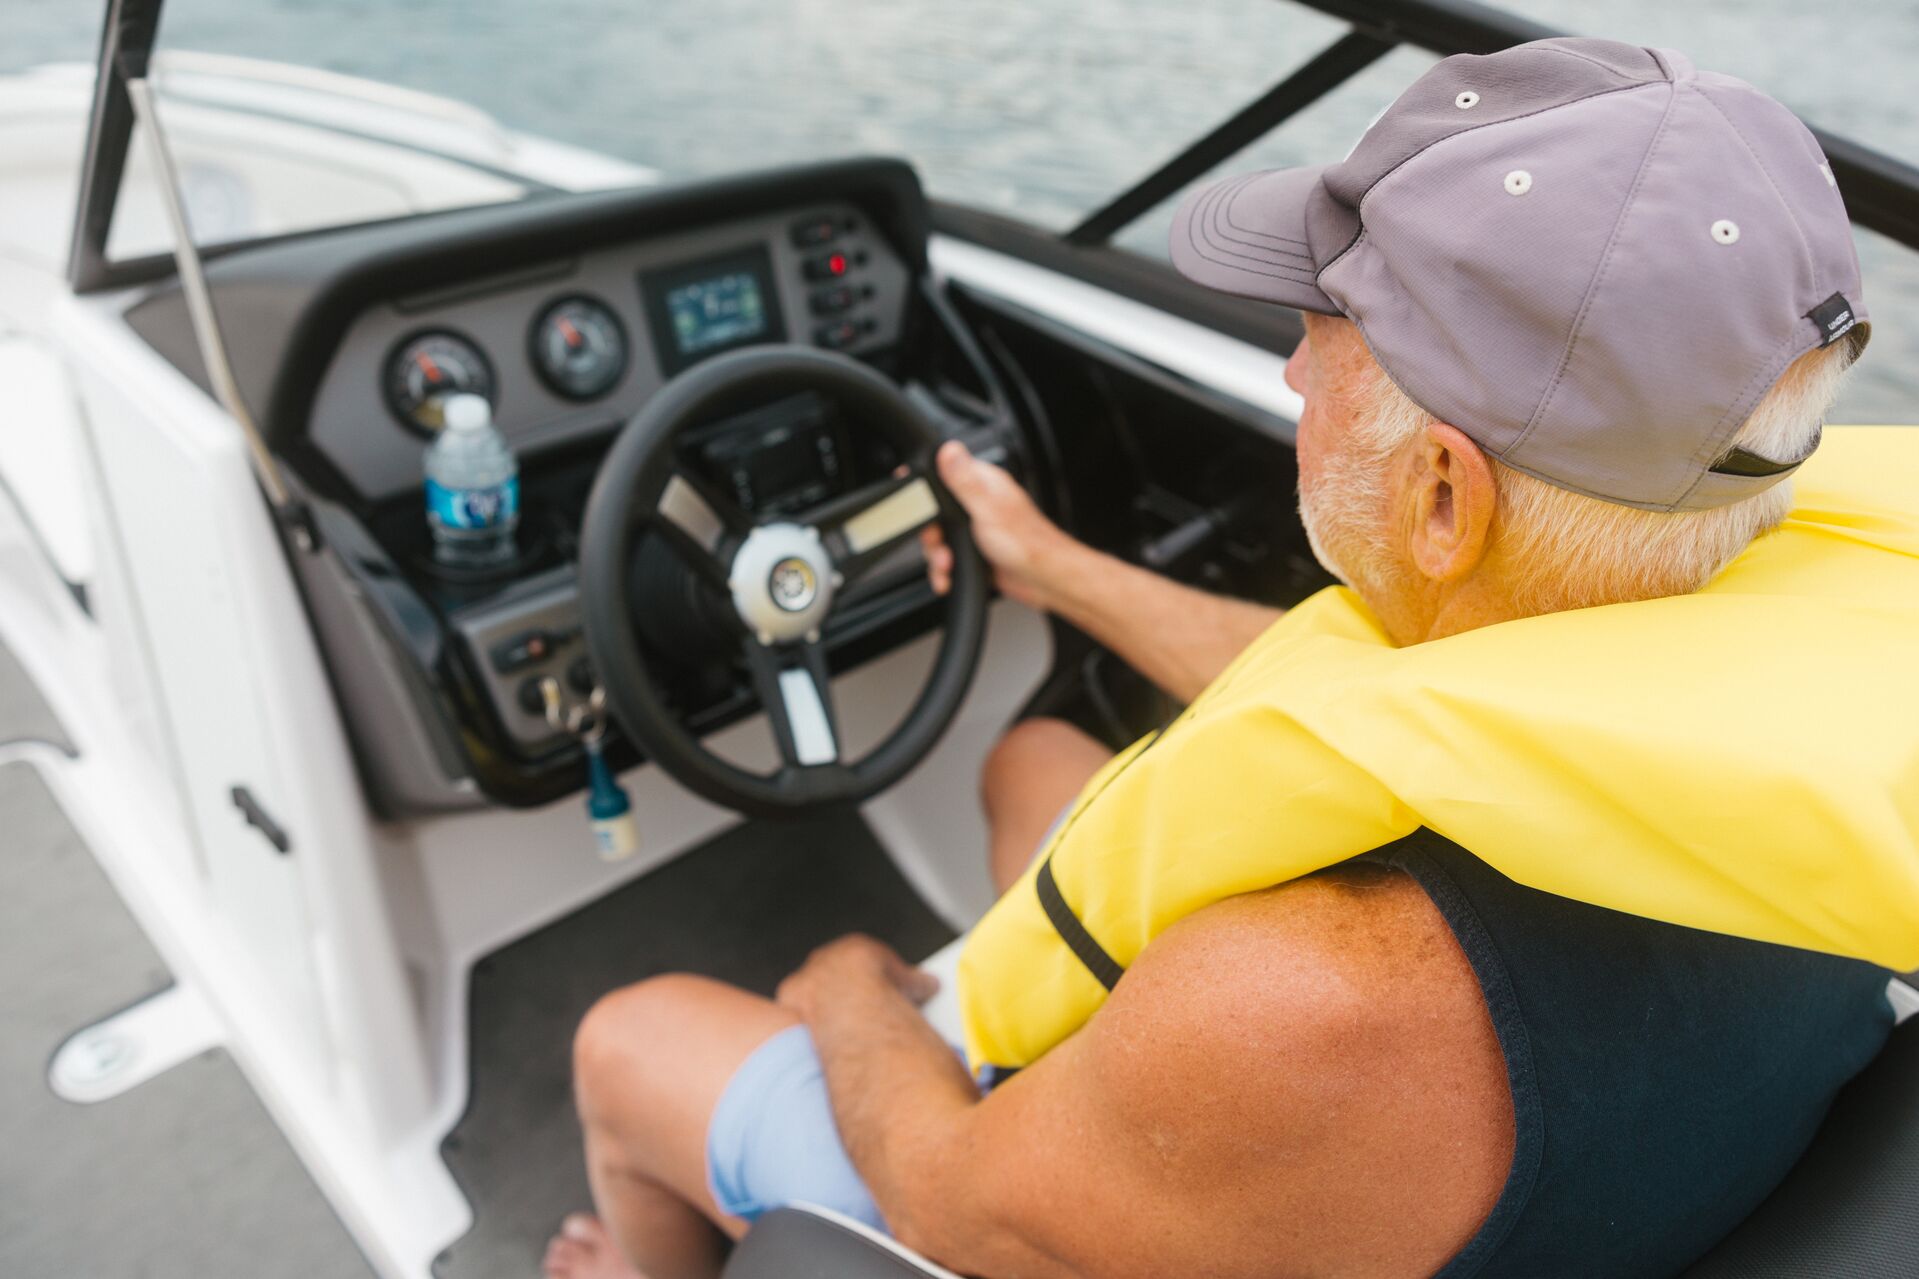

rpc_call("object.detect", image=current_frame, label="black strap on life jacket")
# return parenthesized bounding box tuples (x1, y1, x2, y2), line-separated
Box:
(1035, 856, 1126, 991)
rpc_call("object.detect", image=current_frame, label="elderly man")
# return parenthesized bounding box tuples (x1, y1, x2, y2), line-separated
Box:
(548, 37, 1898, 1279)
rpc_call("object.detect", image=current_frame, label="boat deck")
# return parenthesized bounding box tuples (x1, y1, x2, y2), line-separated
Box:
(0, 633, 960, 1277)
(0, 642, 374, 1278)
(438, 807, 953, 1279)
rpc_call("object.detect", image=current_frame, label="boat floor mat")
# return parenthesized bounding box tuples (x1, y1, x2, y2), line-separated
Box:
(0, 763, 373, 1278)
(0, 637, 73, 753)
(437, 808, 956, 1279)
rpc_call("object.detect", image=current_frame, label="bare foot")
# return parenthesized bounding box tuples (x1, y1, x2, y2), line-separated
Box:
(542, 1214, 645, 1279)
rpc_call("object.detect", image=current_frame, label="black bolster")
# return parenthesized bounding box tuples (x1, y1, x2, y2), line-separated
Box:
(1035, 857, 1126, 991)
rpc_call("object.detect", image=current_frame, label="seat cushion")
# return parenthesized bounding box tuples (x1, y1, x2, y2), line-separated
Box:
(1683, 1008, 1919, 1277)
(722, 1205, 956, 1279)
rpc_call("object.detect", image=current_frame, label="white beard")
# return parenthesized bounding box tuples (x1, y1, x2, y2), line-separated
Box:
(1297, 438, 1401, 602)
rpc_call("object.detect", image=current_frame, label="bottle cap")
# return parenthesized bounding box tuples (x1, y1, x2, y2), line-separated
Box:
(441, 393, 491, 433)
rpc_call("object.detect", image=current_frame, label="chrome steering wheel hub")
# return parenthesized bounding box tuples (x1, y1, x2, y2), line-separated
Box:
(727, 522, 838, 644)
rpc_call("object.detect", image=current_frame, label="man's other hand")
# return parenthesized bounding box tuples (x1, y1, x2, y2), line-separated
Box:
(921, 441, 1075, 610)
(776, 934, 940, 1021)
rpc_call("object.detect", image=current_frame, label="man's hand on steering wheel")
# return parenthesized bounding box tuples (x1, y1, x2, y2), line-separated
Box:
(922, 437, 1284, 706)
(919, 441, 1078, 611)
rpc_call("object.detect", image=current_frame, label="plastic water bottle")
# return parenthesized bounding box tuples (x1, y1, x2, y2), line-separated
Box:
(424, 393, 519, 567)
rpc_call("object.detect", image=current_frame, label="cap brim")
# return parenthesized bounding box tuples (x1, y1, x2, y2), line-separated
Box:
(1168, 166, 1340, 315)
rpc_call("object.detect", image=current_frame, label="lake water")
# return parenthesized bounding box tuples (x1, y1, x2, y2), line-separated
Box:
(5, 0, 1916, 420)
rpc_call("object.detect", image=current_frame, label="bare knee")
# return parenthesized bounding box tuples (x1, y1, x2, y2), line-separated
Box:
(981, 717, 1101, 816)
(573, 973, 722, 1122)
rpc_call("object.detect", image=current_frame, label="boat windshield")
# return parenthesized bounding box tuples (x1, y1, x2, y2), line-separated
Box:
(11, 1, 1918, 417)
(9, 4, 1909, 252)
(21, 0, 1905, 252)
(67, 0, 1430, 263)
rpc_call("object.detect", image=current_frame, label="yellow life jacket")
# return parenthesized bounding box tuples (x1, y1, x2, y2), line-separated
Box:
(958, 426, 1919, 1074)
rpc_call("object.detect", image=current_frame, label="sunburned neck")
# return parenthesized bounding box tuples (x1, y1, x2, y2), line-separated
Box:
(1375, 574, 1527, 646)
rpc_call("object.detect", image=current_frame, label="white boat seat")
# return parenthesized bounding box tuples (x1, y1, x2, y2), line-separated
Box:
(723, 1204, 959, 1279)
(914, 936, 965, 1046)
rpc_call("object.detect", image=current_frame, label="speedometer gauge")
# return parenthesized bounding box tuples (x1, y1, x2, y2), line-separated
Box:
(385, 331, 495, 433)
(531, 296, 628, 401)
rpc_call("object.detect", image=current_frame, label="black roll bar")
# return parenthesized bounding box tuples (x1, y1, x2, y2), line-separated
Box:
(68, 0, 162, 293)
(1066, 30, 1396, 246)
(1071, 0, 1919, 253)
(1296, 0, 1558, 55)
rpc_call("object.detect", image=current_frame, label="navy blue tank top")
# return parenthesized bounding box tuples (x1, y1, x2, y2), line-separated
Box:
(1358, 830, 1894, 1279)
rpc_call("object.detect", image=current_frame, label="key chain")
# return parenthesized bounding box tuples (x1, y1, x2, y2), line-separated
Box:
(543, 680, 640, 861)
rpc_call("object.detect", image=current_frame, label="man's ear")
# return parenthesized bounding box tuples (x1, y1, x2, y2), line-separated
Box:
(1407, 421, 1497, 583)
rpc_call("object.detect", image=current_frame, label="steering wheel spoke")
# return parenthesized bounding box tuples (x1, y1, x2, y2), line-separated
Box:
(743, 638, 841, 770)
(807, 468, 943, 583)
(655, 468, 747, 588)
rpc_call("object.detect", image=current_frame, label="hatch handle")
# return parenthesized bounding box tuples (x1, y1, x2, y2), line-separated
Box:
(230, 785, 292, 855)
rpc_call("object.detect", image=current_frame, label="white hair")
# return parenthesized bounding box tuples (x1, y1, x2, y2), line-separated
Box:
(1328, 343, 1854, 616)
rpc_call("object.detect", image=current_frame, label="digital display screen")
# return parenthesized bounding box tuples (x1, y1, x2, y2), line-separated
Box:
(666, 270, 768, 355)
(747, 425, 834, 511)
(641, 246, 786, 375)
(683, 392, 845, 516)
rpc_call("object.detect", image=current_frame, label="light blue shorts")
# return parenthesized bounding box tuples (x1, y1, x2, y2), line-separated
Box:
(708, 802, 1067, 1231)
(706, 1024, 993, 1233)
(704, 1024, 892, 1231)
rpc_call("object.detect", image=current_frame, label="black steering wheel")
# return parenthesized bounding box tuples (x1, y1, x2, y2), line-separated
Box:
(579, 345, 989, 819)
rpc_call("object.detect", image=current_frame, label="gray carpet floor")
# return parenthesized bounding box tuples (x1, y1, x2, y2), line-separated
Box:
(0, 641, 375, 1278)
(438, 809, 954, 1279)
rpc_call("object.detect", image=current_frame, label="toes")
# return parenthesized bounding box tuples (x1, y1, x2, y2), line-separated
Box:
(543, 1237, 584, 1277)
(561, 1213, 603, 1243)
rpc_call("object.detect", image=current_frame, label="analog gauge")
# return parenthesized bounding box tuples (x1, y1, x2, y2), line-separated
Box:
(385, 331, 496, 433)
(531, 295, 628, 401)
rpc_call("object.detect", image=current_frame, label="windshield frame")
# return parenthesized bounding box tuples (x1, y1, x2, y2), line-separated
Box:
(68, 0, 1919, 296)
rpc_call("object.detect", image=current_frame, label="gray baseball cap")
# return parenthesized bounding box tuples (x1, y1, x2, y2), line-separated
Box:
(1170, 37, 1869, 511)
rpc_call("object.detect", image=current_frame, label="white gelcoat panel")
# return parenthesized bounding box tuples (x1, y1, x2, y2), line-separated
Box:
(75, 350, 327, 1066)
(47, 296, 460, 1277)
(0, 337, 95, 585)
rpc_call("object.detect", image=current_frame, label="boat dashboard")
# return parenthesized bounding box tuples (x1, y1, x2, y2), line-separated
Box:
(306, 199, 914, 504)
(122, 158, 1020, 813)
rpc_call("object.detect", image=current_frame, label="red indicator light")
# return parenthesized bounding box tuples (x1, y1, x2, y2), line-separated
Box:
(828, 252, 848, 276)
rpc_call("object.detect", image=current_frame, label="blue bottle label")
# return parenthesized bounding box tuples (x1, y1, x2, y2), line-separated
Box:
(426, 475, 519, 530)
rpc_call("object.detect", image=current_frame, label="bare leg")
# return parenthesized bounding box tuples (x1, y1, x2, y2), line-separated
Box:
(548, 975, 799, 1279)
(980, 717, 1113, 895)
(549, 718, 1109, 1277)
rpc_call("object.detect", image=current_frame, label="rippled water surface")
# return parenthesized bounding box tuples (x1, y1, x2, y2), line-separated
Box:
(6, 0, 1915, 419)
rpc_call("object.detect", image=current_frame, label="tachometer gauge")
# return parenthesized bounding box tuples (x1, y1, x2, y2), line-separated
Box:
(531, 296, 628, 401)
(385, 331, 495, 433)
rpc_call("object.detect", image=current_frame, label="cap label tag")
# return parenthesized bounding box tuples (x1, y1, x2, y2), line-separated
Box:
(1808, 293, 1858, 348)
